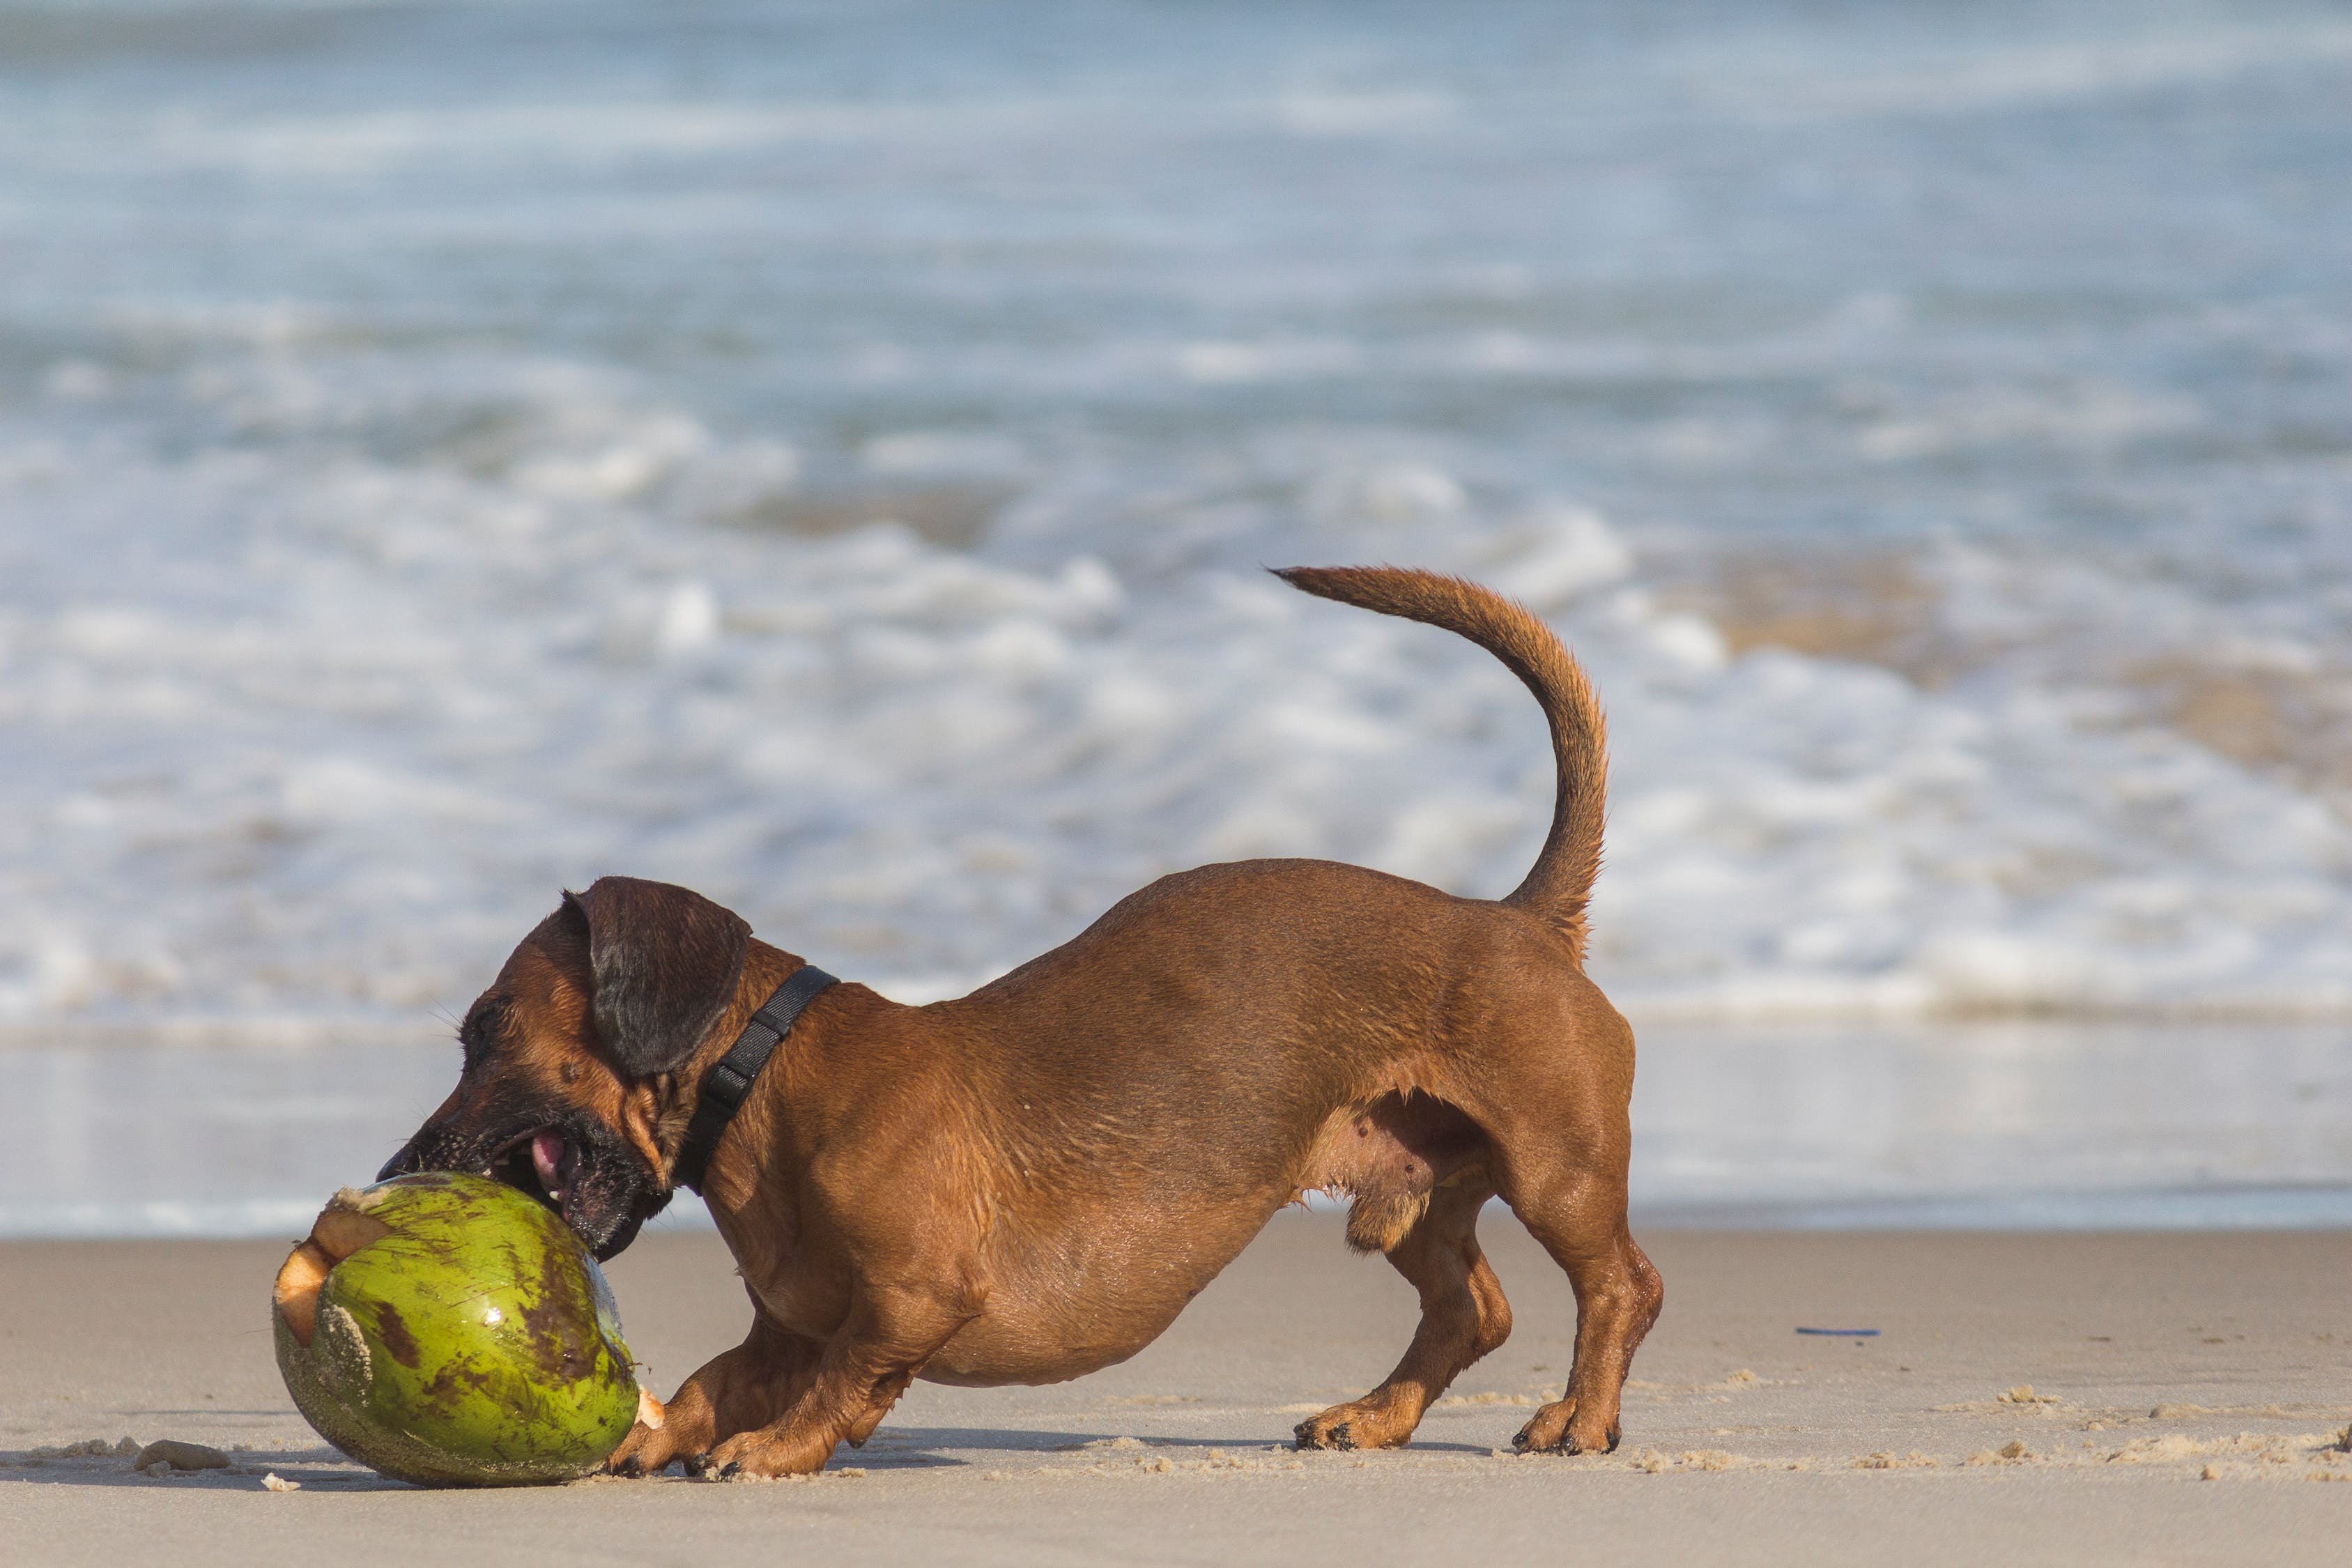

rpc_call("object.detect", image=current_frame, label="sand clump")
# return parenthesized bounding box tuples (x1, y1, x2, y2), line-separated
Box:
(15, 1436, 248, 1479)
(2107, 1431, 2349, 1477)
(1632, 1449, 1733, 1473)
(1611, 1371, 1771, 1404)
(135, 1440, 231, 1475)
(1965, 1440, 2038, 1466)
(1627, 1448, 1794, 1474)
(1937, 1385, 2073, 1417)
(1116, 1448, 1279, 1475)
(1852, 1450, 1939, 1470)
(23, 1437, 140, 1462)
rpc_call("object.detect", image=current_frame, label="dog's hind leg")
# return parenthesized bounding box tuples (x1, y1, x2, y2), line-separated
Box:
(1293, 1185, 1512, 1451)
(1433, 983, 1663, 1456)
(1505, 1190, 1660, 1454)
(1493, 1131, 1661, 1456)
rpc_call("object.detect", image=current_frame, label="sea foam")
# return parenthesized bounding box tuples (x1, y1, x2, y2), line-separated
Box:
(3, 397, 2349, 1026)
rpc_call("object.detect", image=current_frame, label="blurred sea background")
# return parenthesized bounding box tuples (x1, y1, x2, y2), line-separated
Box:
(3, 0, 2349, 1234)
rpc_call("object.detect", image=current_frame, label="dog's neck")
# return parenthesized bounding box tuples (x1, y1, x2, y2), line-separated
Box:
(654, 941, 810, 1197)
(670, 960, 838, 1194)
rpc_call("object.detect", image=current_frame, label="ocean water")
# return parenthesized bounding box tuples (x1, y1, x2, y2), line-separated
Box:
(6, 1025, 2349, 1236)
(1, 3, 2349, 1108)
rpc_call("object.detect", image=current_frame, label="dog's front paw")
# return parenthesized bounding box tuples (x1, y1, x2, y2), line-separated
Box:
(602, 1388, 697, 1477)
(699, 1426, 838, 1480)
(1511, 1398, 1617, 1455)
(601, 1420, 680, 1477)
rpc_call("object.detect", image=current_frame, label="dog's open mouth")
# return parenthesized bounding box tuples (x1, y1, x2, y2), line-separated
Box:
(417, 1115, 661, 1262)
(484, 1126, 581, 1211)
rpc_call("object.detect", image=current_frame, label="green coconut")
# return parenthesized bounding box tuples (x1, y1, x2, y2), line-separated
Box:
(271, 1171, 647, 1486)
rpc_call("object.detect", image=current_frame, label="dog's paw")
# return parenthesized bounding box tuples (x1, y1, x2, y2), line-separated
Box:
(601, 1418, 686, 1478)
(1512, 1399, 1618, 1456)
(1293, 1395, 1417, 1452)
(700, 1427, 837, 1480)
(1293, 1415, 1358, 1452)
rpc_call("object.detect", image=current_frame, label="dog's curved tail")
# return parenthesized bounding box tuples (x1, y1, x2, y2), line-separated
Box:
(1274, 565, 1606, 959)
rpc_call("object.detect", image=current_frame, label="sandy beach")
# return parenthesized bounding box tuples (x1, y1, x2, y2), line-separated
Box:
(3, 1214, 2345, 1565)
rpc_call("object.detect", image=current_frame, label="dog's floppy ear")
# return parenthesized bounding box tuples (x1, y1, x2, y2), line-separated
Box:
(562, 876, 751, 1077)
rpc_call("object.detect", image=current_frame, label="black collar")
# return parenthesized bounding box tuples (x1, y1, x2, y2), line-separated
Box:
(672, 964, 838, 1194)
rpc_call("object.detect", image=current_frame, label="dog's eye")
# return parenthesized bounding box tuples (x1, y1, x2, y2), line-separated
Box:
(457, 996, 510, 1073)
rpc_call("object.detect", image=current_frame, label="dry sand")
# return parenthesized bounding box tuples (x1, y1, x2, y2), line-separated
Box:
(3, 1215, 2346, 1565)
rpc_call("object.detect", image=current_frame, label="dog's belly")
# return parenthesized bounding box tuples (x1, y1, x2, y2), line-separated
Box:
(918, 1096, 1488, 1387)
(918, 1194, 1284, 1387)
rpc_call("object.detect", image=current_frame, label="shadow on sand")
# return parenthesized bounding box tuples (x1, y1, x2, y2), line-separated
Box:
(0, 1422, 1489, 1490)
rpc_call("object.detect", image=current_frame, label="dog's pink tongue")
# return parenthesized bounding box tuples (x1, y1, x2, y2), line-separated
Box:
(531, 1131, 567, 1201)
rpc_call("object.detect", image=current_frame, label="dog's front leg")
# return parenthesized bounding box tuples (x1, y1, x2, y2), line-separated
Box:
(604, 1312, 821, 1477)
(700, 1277, 983, 1480)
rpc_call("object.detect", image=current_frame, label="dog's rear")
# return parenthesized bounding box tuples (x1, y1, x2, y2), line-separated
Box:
(1273, 566, 1657, 1456)
(1274, 566, 1606, 958)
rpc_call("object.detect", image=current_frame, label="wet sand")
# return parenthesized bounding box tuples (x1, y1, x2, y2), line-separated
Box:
(3, 1217, 2346, 1565)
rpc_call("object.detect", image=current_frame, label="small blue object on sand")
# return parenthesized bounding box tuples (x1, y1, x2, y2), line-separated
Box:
(1794, 1327, 1880, 1336)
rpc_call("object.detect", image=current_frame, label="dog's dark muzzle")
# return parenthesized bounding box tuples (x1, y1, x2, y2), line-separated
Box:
(378, 1111, 670, 1262)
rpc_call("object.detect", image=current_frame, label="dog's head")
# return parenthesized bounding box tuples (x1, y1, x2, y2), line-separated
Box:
(378, 875, 753, 1261)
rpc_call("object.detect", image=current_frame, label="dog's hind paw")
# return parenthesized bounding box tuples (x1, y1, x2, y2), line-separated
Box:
(1293, 1416, 1358, 1452)
(1296, 1392, 1426, 1452)
(1512, 1399, 1619, 1456)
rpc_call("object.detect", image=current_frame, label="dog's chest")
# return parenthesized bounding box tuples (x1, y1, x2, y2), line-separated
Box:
(712, 1208, 851, 1336)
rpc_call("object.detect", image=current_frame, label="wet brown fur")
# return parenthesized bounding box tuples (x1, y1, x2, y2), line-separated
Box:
(396, 567, 1663, 1479)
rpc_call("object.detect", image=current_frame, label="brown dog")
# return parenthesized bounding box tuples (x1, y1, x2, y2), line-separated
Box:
(381, 565, 1662, 1478)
